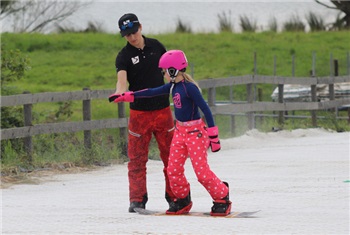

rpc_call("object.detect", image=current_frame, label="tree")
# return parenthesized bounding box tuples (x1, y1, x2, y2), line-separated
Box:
(1, 47, 31, 93)
(315, 0, 350, 29)
(0, 0, 90, 33)
(1, 45, 30, 135)
(1, 1, 18, 15)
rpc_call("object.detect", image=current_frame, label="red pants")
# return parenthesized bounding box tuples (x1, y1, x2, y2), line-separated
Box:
(127, 107, 175, 203)
(167, 119, 228, 200)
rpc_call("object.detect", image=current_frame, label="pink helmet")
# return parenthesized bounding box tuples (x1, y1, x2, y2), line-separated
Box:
(159, 50, 188, 71)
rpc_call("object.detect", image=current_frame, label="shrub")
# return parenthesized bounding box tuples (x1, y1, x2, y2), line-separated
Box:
(217, 11, 234, 33)
(330, 12, 348, 31)
(283, 15, 305, 32)
(306, 12, 326, 31)
(240, 15, 258, 32)
(267, 17, 278, 32)
(1, 45, 31, 160)
(175, 18, 192, 33)
(55, 21, 105, 33)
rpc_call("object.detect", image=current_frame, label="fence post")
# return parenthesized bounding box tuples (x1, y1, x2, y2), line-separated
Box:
(310, 52, 317, 126)
(246, 53, 257, 130)
(276, 55, 284, 126)
(23, 91, 33, 162)
(247, 81, 254, 130)
(311, 85, 317, 126)
(208, 88, 216, 106)
(329, 59, 337, 113)
(190, 62, 195, 79)
(258, 88, 263, 126)
(118, 102, 127, 157)
(230, 84, 235, 135)
(291, 55, 296, 125)
(292, 54, 295, 77)
(83, 88, 92, 150)
(230, 114, 236, 136)
(278, 84, 284, 125)
(344, 54, 350, 125)
(208, 83, 216, 122)
(347, 51, 350, 76)
(334, 59, 339, 77)
(311, 51, 316, 77)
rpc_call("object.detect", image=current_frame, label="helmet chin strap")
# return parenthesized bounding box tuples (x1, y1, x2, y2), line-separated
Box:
(170, 82, 175, 95)
(166, 67, 179, 94)
(167, 68, 179, 82)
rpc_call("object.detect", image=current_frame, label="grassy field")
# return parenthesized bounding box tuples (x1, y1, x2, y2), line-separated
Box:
(2, 31, 350, 93)
(1, 31, 350, 172)
(2, 31, 349, 119)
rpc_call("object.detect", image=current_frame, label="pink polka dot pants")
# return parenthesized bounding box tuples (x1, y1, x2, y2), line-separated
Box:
(167, 120, 229, 200)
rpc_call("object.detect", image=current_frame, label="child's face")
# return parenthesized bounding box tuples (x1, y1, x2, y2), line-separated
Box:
(163, 69, 171, 82)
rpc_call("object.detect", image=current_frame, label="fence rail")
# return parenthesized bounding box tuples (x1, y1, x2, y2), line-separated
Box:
(2, 75, 349, 107)
(1, 75, 350, 156)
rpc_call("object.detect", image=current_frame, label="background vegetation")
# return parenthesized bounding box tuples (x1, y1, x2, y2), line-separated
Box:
(1, 30, 350, 176)
(3, 32, 349, 92)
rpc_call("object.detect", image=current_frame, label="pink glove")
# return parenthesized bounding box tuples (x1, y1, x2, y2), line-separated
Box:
(108, 94, 120, 102)
(207, 126, 221, 152)
(115, 91, 134, 103)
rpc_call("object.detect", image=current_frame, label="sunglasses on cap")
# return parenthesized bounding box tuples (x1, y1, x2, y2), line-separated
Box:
(121, 21, 139, 31)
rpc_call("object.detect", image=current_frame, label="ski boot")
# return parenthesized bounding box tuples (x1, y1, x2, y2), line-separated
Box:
(165, 192, 174, 207)
(210, 182, 232, 216)
(129, 193, 148, 213)
(166, 191, 193, 215)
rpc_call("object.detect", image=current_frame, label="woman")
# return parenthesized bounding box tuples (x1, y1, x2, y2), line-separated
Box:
(111, 13, 176, 213)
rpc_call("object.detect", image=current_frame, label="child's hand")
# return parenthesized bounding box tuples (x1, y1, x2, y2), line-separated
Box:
(207, 126, 221, 152)
(108, 94, 121, 102)
(109, 92, 135, 103)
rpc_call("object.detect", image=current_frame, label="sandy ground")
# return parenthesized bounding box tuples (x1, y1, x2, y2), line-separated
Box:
(1, 128, 349, 235)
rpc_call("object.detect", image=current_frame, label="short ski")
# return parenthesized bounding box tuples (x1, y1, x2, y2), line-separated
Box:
(134, 208, 260, 218)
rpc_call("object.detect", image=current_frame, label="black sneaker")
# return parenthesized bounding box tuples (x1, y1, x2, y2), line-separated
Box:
(128, 201, 145, 213)
(210, 182, 232, 216)
(165, 192, 173, 204)
(129, 193, 148, 213)
(166, 191, 192, 215)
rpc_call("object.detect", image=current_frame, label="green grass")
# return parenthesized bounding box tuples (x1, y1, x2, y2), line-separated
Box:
(2, 31, 349, 94)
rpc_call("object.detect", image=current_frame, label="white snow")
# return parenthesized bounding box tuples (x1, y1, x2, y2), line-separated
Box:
(1, 128, 349, 235)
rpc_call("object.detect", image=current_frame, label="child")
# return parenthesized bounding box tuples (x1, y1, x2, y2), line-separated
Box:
(109, 50, 232, 216)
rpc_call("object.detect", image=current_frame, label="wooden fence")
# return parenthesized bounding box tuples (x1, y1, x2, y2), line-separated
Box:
(1, 75, 350, 157)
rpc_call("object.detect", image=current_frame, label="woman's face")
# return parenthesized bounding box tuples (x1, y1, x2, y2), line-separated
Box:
(124, 25, 143, 48)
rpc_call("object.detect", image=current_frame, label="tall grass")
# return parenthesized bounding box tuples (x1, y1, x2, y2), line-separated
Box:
(1, 130, 124, 174)
(330, 12, 348, 31)
(239, 15, 257, 32)
(283, 15, 306, 32)
(217, 11, 234, 32)
(175, 18, 192, 33)
(56, 21, 106, 33)
(306, 12, 326, 31)
(267, 17, 278, 32)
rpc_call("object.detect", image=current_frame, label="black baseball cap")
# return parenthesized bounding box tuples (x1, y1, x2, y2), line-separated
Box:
(118, 13, 140, 37)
